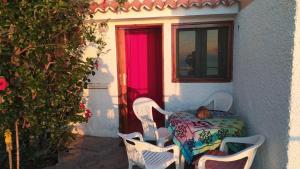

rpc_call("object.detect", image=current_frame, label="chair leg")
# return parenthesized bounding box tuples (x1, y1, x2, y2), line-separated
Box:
(180, 153, 185, 169)
(128, 160, 133, 169)
(175, 159, 180, 169)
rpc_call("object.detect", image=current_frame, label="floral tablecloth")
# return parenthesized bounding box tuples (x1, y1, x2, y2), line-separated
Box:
(167, 111, 245, 164)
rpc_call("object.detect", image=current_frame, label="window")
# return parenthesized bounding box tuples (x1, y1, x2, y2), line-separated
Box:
(172, 22, 233, 82)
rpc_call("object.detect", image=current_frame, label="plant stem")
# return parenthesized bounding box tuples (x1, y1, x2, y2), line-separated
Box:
(15, 120, 20, 169)
(8, 150, 12, 169)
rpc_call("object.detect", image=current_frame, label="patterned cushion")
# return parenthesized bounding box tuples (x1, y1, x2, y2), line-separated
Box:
(194, 150, 247, 169)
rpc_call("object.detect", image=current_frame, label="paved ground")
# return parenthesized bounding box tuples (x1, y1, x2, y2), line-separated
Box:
(45, 136, 194, 169)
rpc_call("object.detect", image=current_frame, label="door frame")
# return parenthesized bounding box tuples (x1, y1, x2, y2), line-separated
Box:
(115, 24, 164, 133)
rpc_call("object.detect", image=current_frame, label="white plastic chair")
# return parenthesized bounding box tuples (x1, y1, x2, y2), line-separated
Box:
(118, 132, 180, 169)
(202, 92, 233, 112)
(197, 135, 265, 169)
(133, 97, 173, 147)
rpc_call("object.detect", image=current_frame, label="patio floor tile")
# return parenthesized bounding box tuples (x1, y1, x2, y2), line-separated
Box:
(45, 136, 193, 169)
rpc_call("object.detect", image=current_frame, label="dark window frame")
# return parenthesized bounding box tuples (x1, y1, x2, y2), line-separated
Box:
(172, 21, 233, 83)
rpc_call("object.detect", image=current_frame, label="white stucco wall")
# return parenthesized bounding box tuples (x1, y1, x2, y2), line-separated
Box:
(287, 1, 300, 168)
(75, 7, 238, 137)
(233, 0, 296, 169)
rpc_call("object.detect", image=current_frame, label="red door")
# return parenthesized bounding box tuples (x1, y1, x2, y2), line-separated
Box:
(116, 25, 164, 133)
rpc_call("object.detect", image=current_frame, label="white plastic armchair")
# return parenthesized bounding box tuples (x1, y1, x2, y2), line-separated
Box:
(118, 132, 180, 169)
(197, 135, 265, 169)
(202, 92, 233, 112)
(133, 97, 173, 147)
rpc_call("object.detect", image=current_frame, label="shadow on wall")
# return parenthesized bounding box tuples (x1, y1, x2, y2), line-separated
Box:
(75, 58, 119, 137)
(164, 84, 232, 112)
(289, 136, 300, 141)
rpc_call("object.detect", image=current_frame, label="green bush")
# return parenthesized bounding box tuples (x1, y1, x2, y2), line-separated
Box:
(0, 1, 105, 168)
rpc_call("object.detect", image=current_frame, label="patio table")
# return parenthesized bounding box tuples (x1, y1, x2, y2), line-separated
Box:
(167, 110, 245, 164)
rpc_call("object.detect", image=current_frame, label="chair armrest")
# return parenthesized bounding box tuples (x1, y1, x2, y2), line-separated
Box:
(134, 141, 179, 155)
(118, 132, 144, 141)
(130, 132, 144, 141)
(156, 106, 174, 117)
(162, 145, 179, 152)
(132, 139, 164, 152)
(219, 137, 242, 152)
(162, 145, 180, 158)
(220, 135, 264, 152)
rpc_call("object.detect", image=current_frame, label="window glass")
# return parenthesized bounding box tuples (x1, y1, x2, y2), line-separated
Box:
(178, 30, 196, 77)
(206, 29, 219, 76)
(173, 22, 232, 82)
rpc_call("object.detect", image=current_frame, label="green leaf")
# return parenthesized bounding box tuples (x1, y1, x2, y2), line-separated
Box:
(0, 0, 107, 168)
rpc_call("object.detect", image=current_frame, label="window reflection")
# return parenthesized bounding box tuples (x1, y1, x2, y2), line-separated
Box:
(178, 30, 196, 77)
(173, 22, 232, 82)
(207, 29, 219, 76)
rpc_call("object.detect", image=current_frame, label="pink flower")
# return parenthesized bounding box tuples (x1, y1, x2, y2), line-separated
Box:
(84, 109, 92, 119)
(0, 76, 9, 91)
(80, 102, 86, 109)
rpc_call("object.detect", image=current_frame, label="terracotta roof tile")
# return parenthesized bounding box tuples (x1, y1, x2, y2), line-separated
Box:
(153, 0, 166, 9)
(89, 0, 238, 13)
(143, 0, 154, 10)
(176, 0, 189, 8)
(131, 0, 143, 10)
(165, 0, 177, 8)
(110, 0, 120, 11)
(121, 2, 132, 11)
